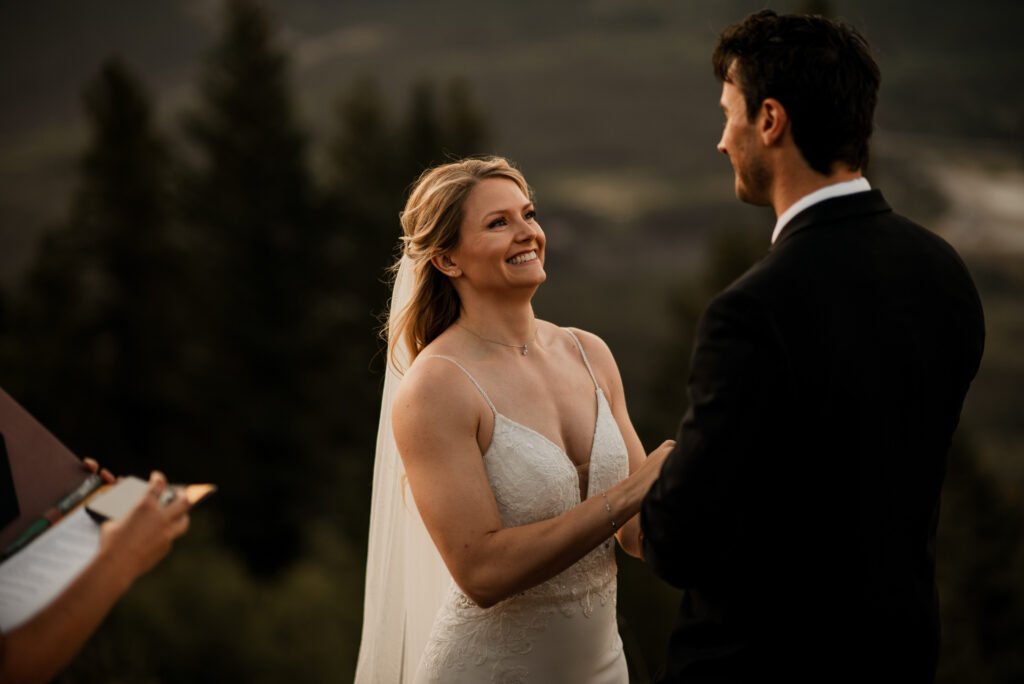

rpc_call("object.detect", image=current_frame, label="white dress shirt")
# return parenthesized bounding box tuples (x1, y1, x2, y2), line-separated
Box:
(771, 177, 871, 244)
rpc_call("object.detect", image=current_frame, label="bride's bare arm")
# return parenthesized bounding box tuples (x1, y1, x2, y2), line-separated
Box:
(566, 329, 663, 559)
(393, 359, 672, 608)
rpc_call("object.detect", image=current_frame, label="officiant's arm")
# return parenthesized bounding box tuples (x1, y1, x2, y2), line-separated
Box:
(394, 358, 673, 609)
(641, 287, 787, 589)
(568, 328, 655, 559)
(0, 471, 189, 684)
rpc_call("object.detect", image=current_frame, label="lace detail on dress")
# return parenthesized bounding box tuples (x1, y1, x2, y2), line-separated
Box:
(421, 568, 620, 683)
(421, 390, 628, 682)
(418, 336, 630, 683)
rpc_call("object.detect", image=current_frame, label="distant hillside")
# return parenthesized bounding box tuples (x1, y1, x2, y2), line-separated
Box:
(2, 0, 1022, 284)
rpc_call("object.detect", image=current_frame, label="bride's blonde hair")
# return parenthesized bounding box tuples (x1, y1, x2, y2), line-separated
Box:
(386, 157, 531, 370)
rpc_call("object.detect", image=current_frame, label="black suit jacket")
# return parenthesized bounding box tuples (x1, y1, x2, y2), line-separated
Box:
(641, 190, 985, 683)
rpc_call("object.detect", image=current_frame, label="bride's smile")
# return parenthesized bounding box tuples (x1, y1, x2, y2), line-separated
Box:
(445, 176, 546, 291)
(506, 249, 537, 265)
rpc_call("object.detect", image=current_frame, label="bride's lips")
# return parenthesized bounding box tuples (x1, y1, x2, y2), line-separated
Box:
(506, 249, 539, 265)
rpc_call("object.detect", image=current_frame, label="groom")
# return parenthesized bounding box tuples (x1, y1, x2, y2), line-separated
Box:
(641, 10, 985, 683)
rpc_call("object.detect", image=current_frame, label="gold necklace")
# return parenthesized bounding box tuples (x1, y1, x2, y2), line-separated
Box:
(457, 322, 538, 356)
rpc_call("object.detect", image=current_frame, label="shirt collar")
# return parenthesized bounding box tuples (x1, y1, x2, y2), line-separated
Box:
(771, 177, 872, 244)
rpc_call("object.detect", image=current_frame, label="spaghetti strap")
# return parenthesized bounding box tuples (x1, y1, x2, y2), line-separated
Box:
(562, 328, 599, 389)
(426, 355, 498, 415)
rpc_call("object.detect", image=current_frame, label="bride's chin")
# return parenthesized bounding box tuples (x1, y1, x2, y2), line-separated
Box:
(523, 270, 546, 287)
(503, 265, 546, 286)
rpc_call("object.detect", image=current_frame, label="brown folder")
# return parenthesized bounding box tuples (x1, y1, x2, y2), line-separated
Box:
(0, 387, 88, 549)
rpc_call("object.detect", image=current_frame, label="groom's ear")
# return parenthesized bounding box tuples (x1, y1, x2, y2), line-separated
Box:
(758, 97, 788, 147)
(431, 254, 461, 278)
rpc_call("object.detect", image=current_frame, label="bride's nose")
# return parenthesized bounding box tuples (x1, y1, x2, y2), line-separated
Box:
(515, 217, 541, 241)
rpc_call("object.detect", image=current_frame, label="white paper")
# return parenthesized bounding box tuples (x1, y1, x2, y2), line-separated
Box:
(0, 507, 101, 631)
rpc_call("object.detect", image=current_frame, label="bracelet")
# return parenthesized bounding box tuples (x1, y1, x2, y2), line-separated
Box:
(600, 490, 616, 531)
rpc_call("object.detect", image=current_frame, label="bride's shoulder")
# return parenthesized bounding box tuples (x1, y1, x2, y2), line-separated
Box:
(560, 325, 613, 357)
(392, 353, 484, 451)
(545, 323, 619, 375)
(396, 347, 481, 413)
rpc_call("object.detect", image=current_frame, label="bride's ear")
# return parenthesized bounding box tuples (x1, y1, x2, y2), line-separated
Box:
(431, 254, 461, 277)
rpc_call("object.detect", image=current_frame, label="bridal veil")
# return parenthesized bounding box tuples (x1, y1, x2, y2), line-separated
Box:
(355, 254, 452, 683)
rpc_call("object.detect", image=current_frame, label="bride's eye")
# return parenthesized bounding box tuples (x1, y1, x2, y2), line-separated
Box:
(488, 216, 508, 228)
(524, 210, 537, 221)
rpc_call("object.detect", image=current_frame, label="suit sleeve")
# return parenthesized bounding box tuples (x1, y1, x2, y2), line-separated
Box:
(641, 286, 788, 590)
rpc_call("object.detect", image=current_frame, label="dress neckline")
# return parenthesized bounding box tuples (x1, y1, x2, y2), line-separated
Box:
(486, 387, 606, 502)
(427, 328, 605, 502)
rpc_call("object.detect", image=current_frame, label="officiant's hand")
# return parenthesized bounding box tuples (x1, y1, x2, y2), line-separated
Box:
(82, 456, 114, 484)
(98, 471, 191, 587)
(0, 473, 189, 684)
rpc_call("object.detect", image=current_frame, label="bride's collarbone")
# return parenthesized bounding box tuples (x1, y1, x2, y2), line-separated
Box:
(472, 352, 595, 408)
(470, 364, 598, 467)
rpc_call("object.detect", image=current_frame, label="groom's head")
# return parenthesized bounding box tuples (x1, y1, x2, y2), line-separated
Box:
(713, 10, 880, 191)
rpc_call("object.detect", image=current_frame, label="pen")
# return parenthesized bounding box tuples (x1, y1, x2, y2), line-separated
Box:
(1, 473, 104, 560)
(55, 473, 104, 515)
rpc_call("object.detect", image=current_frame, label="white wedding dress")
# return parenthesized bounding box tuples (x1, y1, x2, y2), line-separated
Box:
(413, 329, 630, 683)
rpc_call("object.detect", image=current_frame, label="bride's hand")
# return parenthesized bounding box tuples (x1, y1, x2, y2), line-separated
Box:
(633, 440, 675, 496)
(613, 439, 675, 559)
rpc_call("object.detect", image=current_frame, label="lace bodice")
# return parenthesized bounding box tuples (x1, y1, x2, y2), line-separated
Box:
(417, 329, 630, 683)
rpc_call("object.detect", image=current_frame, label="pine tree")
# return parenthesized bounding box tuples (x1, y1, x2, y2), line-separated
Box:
(637, 228, 765, 446)
(329, 75, 399, 225)
(328, 73, 492, 302)
(8, 58, 181, 477)
(405, 80, 446, 174)
(444, 77, 490, 162)
(327, 73, 491, 359)
(181, 0, 334, 574)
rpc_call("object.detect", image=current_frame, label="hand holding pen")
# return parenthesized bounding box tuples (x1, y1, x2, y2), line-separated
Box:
(1, 458, 115, 560)
(96, 471, 191, 586)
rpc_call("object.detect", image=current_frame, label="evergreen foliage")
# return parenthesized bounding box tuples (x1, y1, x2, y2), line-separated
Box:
(2, 58, 181, 479)
(638, 227, 765, 446)
(327, 72, 491, 337)
(7, 0, 494, 676)
(937, 434, 1024, 683)
(179, 0, 339, 574)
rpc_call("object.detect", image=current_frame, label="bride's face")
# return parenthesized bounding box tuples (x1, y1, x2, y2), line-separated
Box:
(445, 177, 546, 292)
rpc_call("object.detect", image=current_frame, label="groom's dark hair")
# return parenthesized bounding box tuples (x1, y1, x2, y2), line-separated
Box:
(713, 10, 880, 175)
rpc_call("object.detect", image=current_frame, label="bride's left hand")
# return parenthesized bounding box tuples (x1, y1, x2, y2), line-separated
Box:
(634, 439, 675, 496)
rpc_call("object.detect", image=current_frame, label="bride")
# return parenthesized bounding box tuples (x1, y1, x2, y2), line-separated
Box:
(355, 157, 673, 683)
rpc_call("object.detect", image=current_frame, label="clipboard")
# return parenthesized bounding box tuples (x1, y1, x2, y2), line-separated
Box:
(0, 386, 216, 631)
(0, 387, 90, 550)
